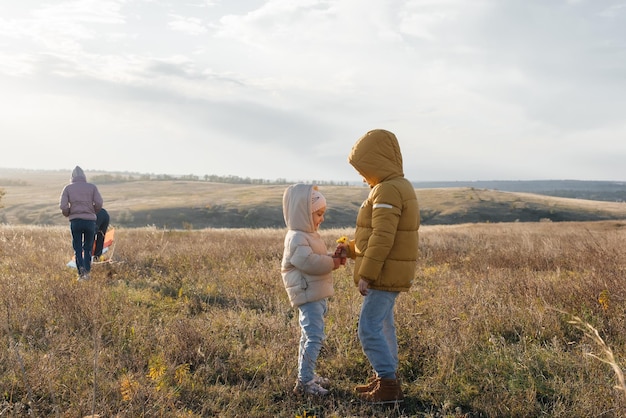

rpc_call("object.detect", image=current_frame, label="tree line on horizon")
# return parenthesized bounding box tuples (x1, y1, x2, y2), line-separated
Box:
(90, 173, 351, 187)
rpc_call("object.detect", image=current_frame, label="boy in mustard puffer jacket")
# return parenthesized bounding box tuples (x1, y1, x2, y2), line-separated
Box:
(339, 129, 420, 403)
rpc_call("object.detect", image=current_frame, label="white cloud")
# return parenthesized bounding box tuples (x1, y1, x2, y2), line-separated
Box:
(32, 0, 126, 24)
(168, 15, 208, 35)
(0, 0, 625, 182)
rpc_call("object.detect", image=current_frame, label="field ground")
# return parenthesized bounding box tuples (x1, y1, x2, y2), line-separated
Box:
(2, 220, 626, 417)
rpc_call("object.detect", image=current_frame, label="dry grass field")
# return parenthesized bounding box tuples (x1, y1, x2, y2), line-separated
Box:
(2, 220, 626, 417)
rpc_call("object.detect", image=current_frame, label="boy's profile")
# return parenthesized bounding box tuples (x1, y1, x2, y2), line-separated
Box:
(340, 129, 420, 403)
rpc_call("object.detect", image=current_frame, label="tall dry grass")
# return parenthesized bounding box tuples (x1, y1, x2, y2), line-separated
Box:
(1, 221, 626, 417)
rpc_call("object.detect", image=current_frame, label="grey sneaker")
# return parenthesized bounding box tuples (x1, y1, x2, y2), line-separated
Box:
(293, 379, 329, 396)
(78, 272, 91, 281)
(313, 375, 330, 387)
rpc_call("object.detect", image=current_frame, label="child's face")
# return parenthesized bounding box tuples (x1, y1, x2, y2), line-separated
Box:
(312, 207, 326, 230)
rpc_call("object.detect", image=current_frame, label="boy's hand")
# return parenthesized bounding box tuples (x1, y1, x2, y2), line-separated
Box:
(358, 278, 369, 296)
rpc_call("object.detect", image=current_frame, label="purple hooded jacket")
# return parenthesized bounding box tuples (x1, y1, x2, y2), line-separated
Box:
(59, 166, 103, 221)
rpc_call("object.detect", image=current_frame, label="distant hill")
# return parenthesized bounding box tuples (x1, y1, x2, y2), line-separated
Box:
(413, 180, 626, 202)
(1, 169, 625, 228)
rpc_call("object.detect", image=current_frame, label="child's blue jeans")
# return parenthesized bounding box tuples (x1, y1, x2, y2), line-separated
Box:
(358, 289, 400, 379)
(297, 298, 328, 383)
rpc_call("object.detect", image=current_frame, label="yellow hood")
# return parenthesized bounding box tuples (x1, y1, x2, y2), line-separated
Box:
(348, 129, 404, 187)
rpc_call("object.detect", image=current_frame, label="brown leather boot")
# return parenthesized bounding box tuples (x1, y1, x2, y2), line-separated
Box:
(354, 376, 378, 393)
(358, 378, 404, 404)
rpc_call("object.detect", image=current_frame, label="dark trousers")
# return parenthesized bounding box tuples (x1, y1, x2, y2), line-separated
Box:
(94, 217, 110, 257)
(70, 219, 96, 273)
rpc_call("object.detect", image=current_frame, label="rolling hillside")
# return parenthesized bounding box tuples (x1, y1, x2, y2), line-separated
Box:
(1, 168, 625, 229)
(413, 180, 626, 202)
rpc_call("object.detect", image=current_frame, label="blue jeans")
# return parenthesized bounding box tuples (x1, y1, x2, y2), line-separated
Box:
(297, 299, 328, 383)
(70, 219, 96, 274)
(358, 289, 400, 379)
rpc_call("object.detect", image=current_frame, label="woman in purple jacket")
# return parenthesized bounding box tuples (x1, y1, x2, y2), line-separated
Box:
(59, 166, 103, 281)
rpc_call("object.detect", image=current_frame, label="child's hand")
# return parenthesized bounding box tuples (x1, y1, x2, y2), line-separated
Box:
(333, 245, 347, 265)
(332, 255, 342, 269)
(335, 236, 351, 263)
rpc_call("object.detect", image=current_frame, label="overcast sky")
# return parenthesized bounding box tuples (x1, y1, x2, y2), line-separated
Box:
(1, 0, 625, 183)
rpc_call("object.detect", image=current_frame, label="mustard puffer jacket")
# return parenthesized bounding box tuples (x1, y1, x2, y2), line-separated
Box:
(348, 129, 420, 292)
